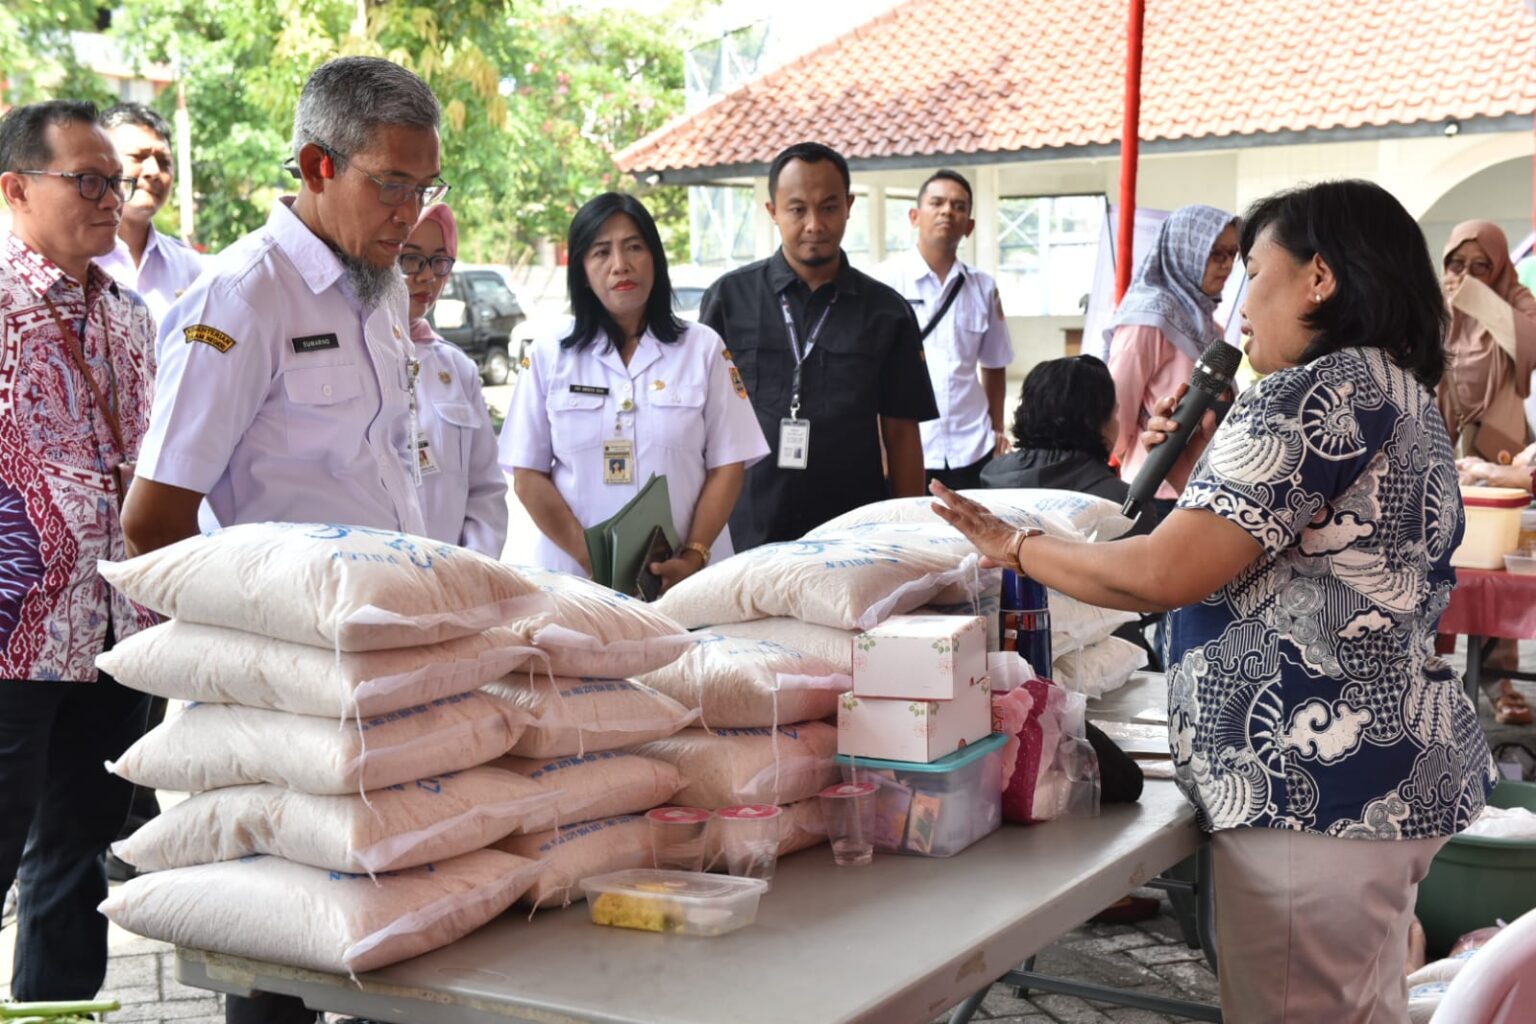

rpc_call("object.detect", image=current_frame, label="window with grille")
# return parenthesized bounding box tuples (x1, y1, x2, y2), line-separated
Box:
(997, 194, 1103, 317)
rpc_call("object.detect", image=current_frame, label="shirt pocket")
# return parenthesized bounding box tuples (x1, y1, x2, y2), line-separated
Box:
(432, 401, 480, 472)
(647, 383, 706, 449)
(282, 364, 365, 450)
(546, 390, 607, 454)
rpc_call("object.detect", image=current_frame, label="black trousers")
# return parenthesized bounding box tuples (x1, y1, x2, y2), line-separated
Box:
(925, 452, 992, 492)
(0, 668, 149, 998)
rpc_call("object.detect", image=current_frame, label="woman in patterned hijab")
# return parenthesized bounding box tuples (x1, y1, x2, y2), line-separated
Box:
(937, 180, 1493, 1023)
(1105, 205, 1238, 509)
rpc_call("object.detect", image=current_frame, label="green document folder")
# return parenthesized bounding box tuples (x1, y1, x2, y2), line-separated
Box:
(582, 474, 679, 593)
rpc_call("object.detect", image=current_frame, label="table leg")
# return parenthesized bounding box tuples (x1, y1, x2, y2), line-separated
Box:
(1466, 635, 1484, 706)
(945, 986, 988, 1024)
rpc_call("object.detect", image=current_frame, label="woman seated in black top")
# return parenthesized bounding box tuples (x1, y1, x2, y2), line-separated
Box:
(982, 354, 1159, 537)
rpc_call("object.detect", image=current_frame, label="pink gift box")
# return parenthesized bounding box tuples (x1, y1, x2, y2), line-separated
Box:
(852, 614, 988, 701)
(836, 675, 992, 763)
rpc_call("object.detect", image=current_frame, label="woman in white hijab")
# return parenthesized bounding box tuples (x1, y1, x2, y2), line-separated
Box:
(1105, 204, 1237, 512)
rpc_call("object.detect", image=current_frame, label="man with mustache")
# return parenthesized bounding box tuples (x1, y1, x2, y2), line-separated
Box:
(876, 169, 1014, 490)
(120, 59, 445, 1020)
(96, 102, 205, 337)
(0, 99, 159, 1001)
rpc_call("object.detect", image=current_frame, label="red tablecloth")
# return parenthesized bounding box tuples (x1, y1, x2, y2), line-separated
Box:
(1439, 568, 1536, 640)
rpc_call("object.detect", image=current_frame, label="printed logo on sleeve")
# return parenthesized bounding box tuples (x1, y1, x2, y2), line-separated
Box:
(291, 333, 341, 354)
(729, 366, 748, 399)
(183, 324, 237, 353)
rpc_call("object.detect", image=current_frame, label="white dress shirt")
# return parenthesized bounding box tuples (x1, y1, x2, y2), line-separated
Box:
(412, 334, 508, 556)
(138, 198, 426, 535)
(96, 225, 206, 336)
(500, 319, 770, 575)
(876, 248, 1014, 470)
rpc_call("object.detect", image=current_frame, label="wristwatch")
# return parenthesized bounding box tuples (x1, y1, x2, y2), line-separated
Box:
(1005, 528, 1044, 572)
(681, 541, 712, 567)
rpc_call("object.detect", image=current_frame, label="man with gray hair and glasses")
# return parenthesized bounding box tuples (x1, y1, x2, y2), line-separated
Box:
(0, 99, 159, 1000)
(118, 58, 445, 1022)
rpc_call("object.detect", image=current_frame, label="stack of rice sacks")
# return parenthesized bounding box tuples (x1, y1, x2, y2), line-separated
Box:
(478, 566, 705, 910)
(94, 523, 566, 976)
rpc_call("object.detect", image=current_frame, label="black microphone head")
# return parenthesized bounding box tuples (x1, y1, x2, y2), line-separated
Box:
(1192, 339, 1241, 394)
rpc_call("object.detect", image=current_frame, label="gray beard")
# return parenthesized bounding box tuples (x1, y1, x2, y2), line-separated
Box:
(338, 252, 400, 311)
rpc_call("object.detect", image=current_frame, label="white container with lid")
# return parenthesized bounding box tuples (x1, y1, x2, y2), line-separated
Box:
(582, 869, 767, 936)
(1453, 487, 1530, 570)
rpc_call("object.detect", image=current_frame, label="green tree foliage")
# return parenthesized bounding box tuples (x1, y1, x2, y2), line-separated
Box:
(6, 0, 696, 261)
(0, 1, 117, 108)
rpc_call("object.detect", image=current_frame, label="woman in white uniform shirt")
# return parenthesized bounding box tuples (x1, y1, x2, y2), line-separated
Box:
(400, 202, 509, 555)
(502, 192, 768, 590)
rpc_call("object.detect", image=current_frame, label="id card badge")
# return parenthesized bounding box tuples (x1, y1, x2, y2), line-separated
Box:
(778, 418, 811, 470)
(603, 438, 636, 485)
(416, 440, 441, 476)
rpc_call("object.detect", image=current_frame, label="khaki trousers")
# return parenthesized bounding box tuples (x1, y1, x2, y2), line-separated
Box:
(1211, 827, 1447, 1024)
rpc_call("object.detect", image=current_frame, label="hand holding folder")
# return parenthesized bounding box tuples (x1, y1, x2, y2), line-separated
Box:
(583, 474, 679, 596)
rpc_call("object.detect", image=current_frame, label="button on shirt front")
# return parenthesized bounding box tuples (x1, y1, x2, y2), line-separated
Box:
(500, 319, 769, 576)
(96, 226, 206, 339)
(137, 199, 426, 535)
(876, 248, 1014, 470)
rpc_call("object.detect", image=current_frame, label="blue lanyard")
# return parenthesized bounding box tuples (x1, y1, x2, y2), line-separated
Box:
(778, 290, 837, 420)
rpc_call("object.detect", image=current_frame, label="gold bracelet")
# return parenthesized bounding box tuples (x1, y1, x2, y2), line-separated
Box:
(681, 541, 712, 566)
(1006, 528, 1043, 572)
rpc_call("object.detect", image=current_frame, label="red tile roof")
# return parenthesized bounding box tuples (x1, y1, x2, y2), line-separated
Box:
(618, 0, 1536, 176)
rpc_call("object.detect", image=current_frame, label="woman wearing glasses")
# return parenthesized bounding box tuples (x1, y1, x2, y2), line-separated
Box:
(399, 203, 508, 556)
(1105, 204, 1239, 518)
(501, 192, 768, 592)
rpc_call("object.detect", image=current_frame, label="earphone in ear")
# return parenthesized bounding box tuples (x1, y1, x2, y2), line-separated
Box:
(319, 153, 335, 179)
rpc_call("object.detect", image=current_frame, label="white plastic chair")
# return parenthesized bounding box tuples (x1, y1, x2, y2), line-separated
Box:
(1431, 907, 1536, 1023)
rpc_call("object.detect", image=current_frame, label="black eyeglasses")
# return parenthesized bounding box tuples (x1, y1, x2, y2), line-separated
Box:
(399, 253, 456, 277)
(16, 170, 138, 201)
(321, 146, 450, 208)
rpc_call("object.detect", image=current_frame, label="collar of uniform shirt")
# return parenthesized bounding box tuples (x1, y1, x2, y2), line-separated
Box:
(766, 246, 861, 299)
(5, 233, 118, 303)
(905, 244, 967, 295)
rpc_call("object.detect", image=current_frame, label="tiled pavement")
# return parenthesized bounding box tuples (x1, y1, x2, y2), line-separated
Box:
(4, 644, 1532, 1024)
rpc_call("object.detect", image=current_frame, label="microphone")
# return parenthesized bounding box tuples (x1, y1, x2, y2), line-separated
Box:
(1121, 338, 1242, 519)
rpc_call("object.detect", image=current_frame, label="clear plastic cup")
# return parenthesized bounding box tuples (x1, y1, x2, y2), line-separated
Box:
(819, 782, 877, 866)
(715, 804, 782, 888)
(646, 806, 711, 871)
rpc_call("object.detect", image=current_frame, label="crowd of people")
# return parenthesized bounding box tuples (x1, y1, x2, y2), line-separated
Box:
(0, 51, 1530, 1023)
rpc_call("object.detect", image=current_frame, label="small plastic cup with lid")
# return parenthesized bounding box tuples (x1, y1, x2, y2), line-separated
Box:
(715, 804, 783, 888)
(819, 782, 878, 866)
(646, 806, 712, 871)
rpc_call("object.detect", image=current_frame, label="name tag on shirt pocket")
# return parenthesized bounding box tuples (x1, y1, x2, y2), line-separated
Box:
(283, 365, 363, 406)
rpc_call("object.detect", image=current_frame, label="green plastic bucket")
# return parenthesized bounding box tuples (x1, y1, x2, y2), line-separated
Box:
(1415, 780, 1536, 957)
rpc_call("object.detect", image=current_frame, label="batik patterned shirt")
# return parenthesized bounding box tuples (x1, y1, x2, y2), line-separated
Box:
(1168, 345, 1495, 839)
(0, 233, 158, 680)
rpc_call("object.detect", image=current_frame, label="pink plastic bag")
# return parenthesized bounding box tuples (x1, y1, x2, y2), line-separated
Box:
(993, 677, 1099, 824)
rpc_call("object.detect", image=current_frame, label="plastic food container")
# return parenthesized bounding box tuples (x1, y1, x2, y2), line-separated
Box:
(834, 732, 1007, 857)
(1505, 553, 1536, 575)
(1452, 486, 1530, 570)
(582, 869, 768, 936)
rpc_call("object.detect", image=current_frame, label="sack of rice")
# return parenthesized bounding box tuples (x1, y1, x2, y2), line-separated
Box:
(109, 692, 530, 796)
(806, 488, 1131, 541)
(114, 766, 562, 874)
(638, 633, 847, 729)
(98, 522, 550, 652)
(508, 565, 694, 676)
(1051, 636, 1148, 698)
(493, 814, 651, 908)
(99, 849, 538, 974)
(632, 722, 840, 809)
(654, 524, 987, 632)
(97, 620, 539, 718)
(493, 751, 683, 830)
(712, 619, 857, 675)
(483, 674, 696, 758)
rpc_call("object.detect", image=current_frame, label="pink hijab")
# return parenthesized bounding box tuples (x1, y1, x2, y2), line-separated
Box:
(409, 202, 459, 343)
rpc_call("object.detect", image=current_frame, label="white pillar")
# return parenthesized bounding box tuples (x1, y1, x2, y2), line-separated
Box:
(175, 79, 194, 244)
(868, 184, 887, 264)
(973, 164, 1001, 276)
(753, 177, 776, 260)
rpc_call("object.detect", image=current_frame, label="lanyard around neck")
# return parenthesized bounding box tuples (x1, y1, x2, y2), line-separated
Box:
(779, 289, 837, 420)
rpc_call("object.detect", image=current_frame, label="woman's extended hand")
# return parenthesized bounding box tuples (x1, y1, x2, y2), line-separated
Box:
(928, 480, 1019, 568)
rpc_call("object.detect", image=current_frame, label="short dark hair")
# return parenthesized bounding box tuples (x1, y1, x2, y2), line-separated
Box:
(562, 192, 684, 353)
(292, 56, 440, 161)
(918, 169, 973, 206)
(767, 142, 850, 201)
(1239, 180, 1447, 389)
(1009, 354, 1117, 460)
(0, 100, 100, 174)
(100, 102, 173, 147)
